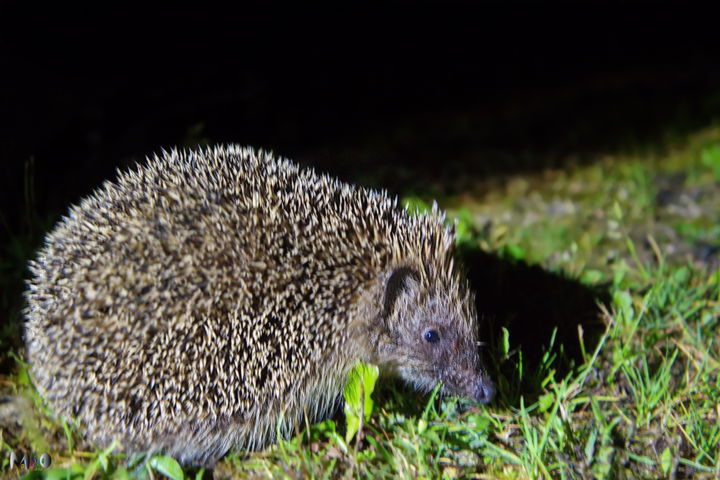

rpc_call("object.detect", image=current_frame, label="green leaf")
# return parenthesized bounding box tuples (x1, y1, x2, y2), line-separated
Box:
(343, 362, 379, 443)
(612, 201, 623, 221)
(112, 468, 130, 480)
(98, 451, 109, 471)
(16, 363, 32, 387)
(453, 208, 476, 246)
(701, 144, 720, 180)
(672, 266, 690, 285)
(501, 327, 510, 357)
(626, 451, 655, 466)
(83, 440, 119, 480)
(581, 269, 604, 285)
(465, 413, 492, 434)
(44, 468, 83, 480)
(584, 429, 597, 462)
(403, 196, 432, 216)
(660, 447, 673, 475)
(21, 472, 46, 480)
(612, 290, 633, 322)
(537, 392, 554, 413)
(592, 446, 614, 479)
(500, 243, 525, 262)
(418, 418, 428, 434)
(149, 455, 184, 480)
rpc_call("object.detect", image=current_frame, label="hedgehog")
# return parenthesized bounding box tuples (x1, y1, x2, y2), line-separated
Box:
(24, 145, 494, 466)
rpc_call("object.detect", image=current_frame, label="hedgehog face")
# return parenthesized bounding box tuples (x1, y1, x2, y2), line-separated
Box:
(375, 267, 495, 404)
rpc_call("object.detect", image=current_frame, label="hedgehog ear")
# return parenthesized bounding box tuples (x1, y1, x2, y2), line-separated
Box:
(382, 266, 420, 319)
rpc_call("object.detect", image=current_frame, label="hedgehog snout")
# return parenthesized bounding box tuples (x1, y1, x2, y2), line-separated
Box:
(439, 362, 495, 404)
(449, 369, 495, 404)
(473, 372, 495, 404)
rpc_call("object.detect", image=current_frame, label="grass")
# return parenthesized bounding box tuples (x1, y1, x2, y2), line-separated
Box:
(2, 127, 720, 479)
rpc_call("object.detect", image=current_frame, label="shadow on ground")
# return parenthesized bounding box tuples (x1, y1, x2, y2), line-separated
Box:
(462, 247, 609, 406)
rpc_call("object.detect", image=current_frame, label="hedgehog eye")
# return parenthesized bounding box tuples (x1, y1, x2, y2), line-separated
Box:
(423, 329, 440, 343)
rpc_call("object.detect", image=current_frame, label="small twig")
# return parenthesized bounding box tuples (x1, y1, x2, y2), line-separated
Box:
(646, 234, 664, 266)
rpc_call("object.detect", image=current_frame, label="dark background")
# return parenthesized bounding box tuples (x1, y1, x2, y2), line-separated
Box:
(4, 7, 720, 232)
(2, 6, 720, 365)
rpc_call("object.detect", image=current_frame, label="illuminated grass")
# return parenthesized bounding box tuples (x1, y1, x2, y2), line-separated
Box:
(3, 128, 720, 479)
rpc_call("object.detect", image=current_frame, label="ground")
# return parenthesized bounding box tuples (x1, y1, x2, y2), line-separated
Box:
(1, 127, 719, 479)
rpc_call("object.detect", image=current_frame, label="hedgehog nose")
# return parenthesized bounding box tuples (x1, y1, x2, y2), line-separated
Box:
(474, 376, 495, 404)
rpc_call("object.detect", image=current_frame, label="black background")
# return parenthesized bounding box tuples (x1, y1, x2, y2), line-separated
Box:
(2, 3, 720, 378)
(4, 6, 720, 238)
